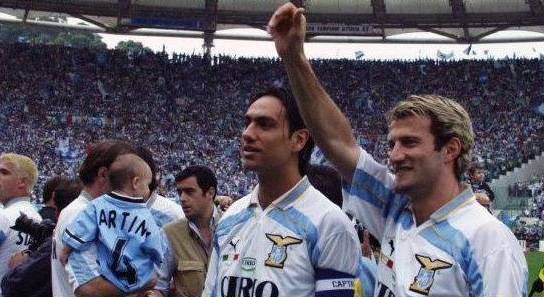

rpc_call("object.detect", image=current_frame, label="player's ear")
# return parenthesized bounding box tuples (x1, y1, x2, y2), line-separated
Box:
(97, 166, 108, 180)
(443, 137, 461, 163)
(132, 176, 140, 191)
(290, 128, 310, 153)
(206, 187, 216, 201)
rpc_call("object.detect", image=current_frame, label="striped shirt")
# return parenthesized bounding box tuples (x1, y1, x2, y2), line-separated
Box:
(343, 148, 528, 297)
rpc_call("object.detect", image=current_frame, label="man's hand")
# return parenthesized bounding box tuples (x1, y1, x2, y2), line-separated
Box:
(8, 251, 29, 269)
(361, 229, 373, 259)
(59, 246, 72, 266)
(138, 289, 164, 297)
(475, 192, 491, 210)
(267, 2, 306, 60)
(74, 276, 122, 297)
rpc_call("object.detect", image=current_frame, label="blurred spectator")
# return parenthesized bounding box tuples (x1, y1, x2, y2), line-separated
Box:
(214, 195, 233, 211)
(468, 163, 495, 201)
(39, 176, 71, 223)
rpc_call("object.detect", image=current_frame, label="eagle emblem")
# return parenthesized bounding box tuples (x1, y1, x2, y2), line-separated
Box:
(264, 233, 302, 269)
(409, 254, 452, 295)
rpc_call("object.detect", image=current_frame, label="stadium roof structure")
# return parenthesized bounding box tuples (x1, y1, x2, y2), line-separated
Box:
(1, 0, 544, 47)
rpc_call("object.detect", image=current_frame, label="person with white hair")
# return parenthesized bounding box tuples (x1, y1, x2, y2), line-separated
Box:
(0, 153, 43, 293)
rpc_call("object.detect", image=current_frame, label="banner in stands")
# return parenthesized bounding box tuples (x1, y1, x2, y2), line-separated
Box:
(307, 23, 381, 36)
(540, 241, 544, 252)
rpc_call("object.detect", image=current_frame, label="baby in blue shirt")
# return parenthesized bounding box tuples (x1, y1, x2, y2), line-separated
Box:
(61, 153, 167, 293)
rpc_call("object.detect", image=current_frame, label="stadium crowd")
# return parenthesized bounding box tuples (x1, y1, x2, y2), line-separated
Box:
(511, 177, 544, 244)
(1, 43, 543, 201)
(510, 176, 544, 197)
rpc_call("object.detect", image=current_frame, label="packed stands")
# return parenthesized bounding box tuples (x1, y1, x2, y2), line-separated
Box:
(1, 43, 543, 201)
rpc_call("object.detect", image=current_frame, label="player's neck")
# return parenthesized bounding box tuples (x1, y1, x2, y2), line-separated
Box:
(257, 166, 302, 209)
(83, 185, 105, 199)
(411, 175, 463, 226)
(194, 204, 214, 229)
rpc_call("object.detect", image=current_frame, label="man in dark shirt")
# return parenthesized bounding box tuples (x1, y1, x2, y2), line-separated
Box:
(38, 176, 69, 223)
(468, 163, 495, 202)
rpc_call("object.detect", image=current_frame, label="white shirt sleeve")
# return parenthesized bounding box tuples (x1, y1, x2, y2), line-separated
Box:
(473, 221, 528, 297)
(314, 210, 362, 297)
(342, 148, 404, 241)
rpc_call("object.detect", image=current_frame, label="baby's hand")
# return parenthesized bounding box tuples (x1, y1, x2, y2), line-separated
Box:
(59, 246, 72, 266)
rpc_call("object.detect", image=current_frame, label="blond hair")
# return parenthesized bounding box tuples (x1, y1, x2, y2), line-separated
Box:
(388, 95, 474, 180)
(0, 153, 38, 193)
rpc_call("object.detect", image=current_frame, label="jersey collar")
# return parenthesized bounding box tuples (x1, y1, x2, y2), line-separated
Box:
(3, 196, 31, 208)
(79, 190, 93, 201)
(430, 185, 476, 223)
(248, 176, 310, 210)
(109, 191, 145, 203)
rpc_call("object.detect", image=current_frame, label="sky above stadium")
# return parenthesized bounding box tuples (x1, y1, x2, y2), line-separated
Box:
(98, 28, 544, 60)
(1, 11, 543, 60)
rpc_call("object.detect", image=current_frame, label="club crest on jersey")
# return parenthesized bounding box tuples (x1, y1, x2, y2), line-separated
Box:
(264, 233, 302, 269)
(409, 254, 452, 295)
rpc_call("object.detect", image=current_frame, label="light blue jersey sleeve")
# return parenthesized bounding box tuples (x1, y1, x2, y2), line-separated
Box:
(62, 204, 98, 251)
(342, 148, 409, 241)
(358, 257, 377, 297)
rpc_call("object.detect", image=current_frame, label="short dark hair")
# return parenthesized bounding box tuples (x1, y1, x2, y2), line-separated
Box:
(307, 165, 342, 207)
(467, 162, 484, 177)
(175, 165, 217, 199)
(78, 140, 136, 186)
(136, 146, 159, 193)
(43, 176, 66, 203)
(249, 87, 315, 175)
(53, 178, 82, 212)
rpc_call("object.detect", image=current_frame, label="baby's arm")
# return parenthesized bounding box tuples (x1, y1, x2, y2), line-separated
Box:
(62, 203, 99, 251)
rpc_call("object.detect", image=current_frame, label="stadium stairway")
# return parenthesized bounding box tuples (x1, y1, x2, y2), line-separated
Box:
(491, 151, 544, 209)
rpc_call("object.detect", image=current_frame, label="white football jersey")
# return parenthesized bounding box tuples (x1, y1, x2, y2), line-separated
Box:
(202, 177, 361, 297)
(0, 196, 42, 292)
(51, 191, 100, 297)
(147, 192, 184, 227)
(343, 148, 528, 297)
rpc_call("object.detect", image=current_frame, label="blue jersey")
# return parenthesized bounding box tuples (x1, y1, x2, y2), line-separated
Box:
(62, 192, 168, 293)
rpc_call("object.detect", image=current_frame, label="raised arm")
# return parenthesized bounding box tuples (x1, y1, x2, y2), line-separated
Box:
(268, 3, 360, 181)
